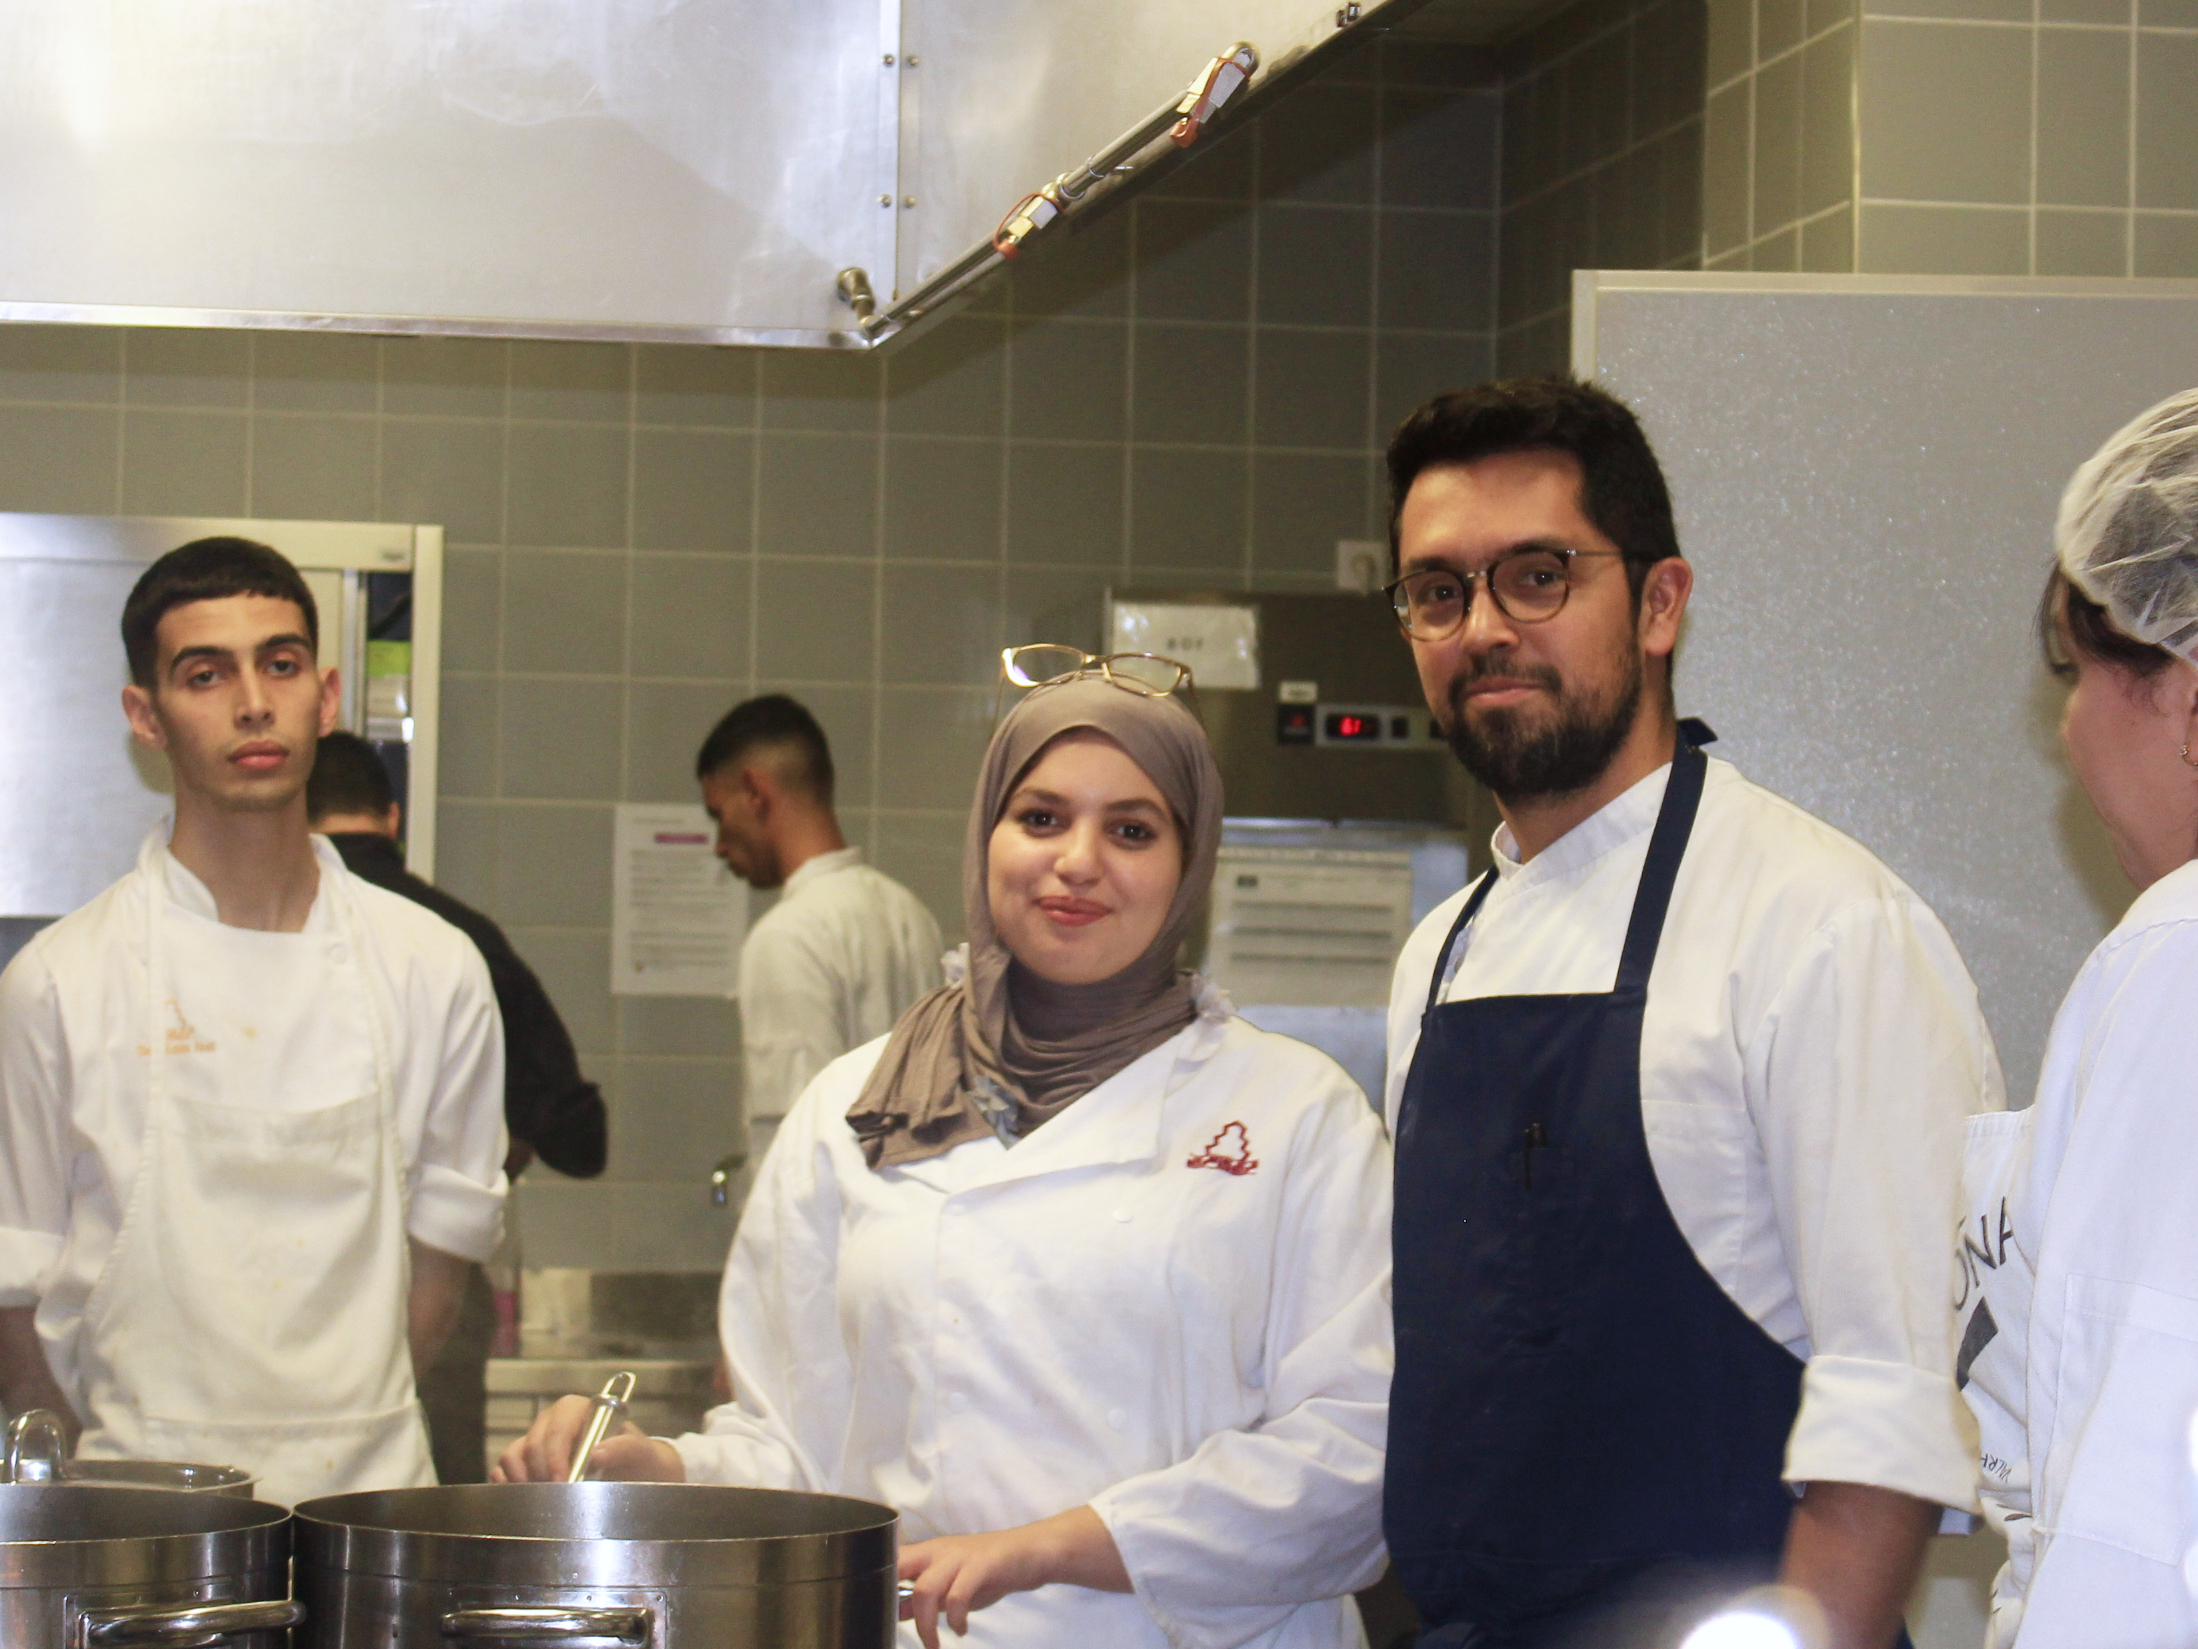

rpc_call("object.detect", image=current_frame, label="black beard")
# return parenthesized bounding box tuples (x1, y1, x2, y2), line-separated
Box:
(1443, 649, 1643, 803)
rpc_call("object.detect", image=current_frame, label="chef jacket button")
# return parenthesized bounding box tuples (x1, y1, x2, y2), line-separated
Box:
(948, 1392, 969, 1412)
(1112, 1208, 1132, 1223)
(1106, 1408, 1128, 1430)
(329, 943, 348, 963)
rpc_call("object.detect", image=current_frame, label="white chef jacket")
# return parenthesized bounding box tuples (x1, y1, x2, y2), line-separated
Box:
(1957, 858, 2198, 1647)
(1385, 756, 2002, 1513)
(677, 983, 1393, 1649)
(738, 847, 942, 1165)
(0, 834, 509, 1408)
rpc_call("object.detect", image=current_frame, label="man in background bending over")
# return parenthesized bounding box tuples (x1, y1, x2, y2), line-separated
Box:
(308, 730, 607, 1481)
(697, 695, 941, 1174)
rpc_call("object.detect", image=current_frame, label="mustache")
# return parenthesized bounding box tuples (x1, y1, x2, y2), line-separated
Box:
(1443, 654, 1563, 715)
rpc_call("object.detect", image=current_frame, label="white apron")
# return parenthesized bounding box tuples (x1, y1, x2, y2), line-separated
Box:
(1958, 1108, 2037, 1649)
(72, 837, 433, 1508)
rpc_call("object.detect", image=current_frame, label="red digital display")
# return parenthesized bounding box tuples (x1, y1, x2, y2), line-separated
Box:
(1323, 711, 1380, 742)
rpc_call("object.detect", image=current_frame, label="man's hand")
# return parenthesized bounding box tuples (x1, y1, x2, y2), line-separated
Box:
(898, 1505, 1129, 1649)
(0, 1306, 79, 1446)
(406, 1240, 472, 1376)
(1779, 1480, 1939, 1649)
(490, 1393, 685, 1484)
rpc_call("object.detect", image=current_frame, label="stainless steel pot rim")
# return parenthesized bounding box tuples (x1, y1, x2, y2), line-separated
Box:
(294, 1483, 897, 1589)
(64, 1459, 258, 1496)
(0, 1485, 290, 1590)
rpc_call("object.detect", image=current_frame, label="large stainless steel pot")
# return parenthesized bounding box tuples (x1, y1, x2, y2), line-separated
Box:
(0, 1483, 300, 1646)
(294, 1482, 897, 1648)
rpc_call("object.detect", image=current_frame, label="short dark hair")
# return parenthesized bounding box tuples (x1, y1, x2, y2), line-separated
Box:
(307, 730, 396, 822)
(2039, 565, 2176, 683)
(695, 694, 835, 802)
(1385, 373, 1683, 596)
(121, 537, 319, 688)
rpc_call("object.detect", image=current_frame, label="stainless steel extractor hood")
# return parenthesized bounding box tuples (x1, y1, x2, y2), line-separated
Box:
(0, 0, 1538, 351)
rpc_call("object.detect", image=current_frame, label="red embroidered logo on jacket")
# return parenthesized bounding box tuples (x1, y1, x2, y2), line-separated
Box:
(1187, 1121, 1258, 1177)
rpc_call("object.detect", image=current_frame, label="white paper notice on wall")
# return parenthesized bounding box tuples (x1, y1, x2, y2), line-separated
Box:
(611, 804, 748, 997)
(1108, 601, 1259, 689)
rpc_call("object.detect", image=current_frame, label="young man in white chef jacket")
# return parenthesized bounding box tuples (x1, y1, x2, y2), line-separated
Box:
(0, 536, 508, 1509)
(1380, 379, 2004, 1649)
(696, 695, 942, 1175)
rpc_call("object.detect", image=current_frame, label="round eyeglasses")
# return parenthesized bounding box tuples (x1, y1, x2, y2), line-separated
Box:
(994, 644, 1196, 721)
(1385, 548, 1626, 640)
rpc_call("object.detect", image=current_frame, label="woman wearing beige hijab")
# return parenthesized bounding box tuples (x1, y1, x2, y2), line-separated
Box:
(499, 671, 1394, 1649)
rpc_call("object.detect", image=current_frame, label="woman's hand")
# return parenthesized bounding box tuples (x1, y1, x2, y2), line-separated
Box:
(489, 1393, 686, 1484)
(897, 1505, 1129, 1647)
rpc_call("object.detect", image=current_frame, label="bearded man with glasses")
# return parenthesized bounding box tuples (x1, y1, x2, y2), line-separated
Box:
(1377, 376, 2003, 1649)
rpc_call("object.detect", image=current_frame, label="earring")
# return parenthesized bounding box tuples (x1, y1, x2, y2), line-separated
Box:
(2185, 743, 2198, 770)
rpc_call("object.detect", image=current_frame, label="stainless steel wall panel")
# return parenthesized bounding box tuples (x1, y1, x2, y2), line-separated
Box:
(0, 0, 1423, 346)
(0, 0, 896, 344)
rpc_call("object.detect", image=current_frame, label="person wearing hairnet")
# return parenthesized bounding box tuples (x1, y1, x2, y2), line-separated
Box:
(1957, 387, 2198, 1647)
(494, 663, 1392, 1649)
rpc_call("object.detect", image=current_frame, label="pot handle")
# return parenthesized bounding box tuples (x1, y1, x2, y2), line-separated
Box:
(80, 1598, 306, 1646)
(440, 1606, 653, 1644)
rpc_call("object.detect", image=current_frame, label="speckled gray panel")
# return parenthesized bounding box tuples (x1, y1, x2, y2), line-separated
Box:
(1580, 273, 2198, 1103)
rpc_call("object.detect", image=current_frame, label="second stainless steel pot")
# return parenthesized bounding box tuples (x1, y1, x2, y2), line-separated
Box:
(0, 1483, 299, 1646)
(294, 1481, 897, 1648)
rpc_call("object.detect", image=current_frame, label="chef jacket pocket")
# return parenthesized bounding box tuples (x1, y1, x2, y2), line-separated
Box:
(2052, 1274, 2198, 1566)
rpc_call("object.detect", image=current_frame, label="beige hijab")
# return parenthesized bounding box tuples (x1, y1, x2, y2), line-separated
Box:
(848, 679, 1222, 1170)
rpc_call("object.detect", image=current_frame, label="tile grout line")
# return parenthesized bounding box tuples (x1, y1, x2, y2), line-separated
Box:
(1121, 202, 1140, 584)
(1242, 114, 1263, 592)
(619, 345, 639, 806)
(747, 356, 766, 702)
(2125, 0, 2139, 275)
(2028, 0, 2042, 275)
(242, 333, 257, 514)
(868, 322, 887, 845)
(113, 332, 129, 513)
(1366, 55, 1394, 545)
(1848, 0, 1863, 270)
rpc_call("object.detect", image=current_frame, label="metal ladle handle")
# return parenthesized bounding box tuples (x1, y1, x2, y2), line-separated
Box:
(3, 1408, 68, 1484)
(565, 1371, 637, 1484)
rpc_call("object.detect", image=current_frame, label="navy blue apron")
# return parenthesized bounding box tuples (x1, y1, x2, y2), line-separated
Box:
(1385, 734, 1808, 1648)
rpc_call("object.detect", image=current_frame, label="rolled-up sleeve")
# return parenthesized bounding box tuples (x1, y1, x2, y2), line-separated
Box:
(406, 940, 508, 1262)
(0, 949, 71, 1306)
(1089, 1085, 1394, 1647)
(1751, 898, 2002, 1510)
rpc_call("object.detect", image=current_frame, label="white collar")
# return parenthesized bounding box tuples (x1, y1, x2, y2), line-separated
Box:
(781, 844, 863, 897)
(146, 826, 341, 933)
(1488, 760, 1676, 894)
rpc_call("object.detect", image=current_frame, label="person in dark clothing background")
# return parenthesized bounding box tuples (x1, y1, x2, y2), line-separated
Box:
(307, 731, 607, 1481)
